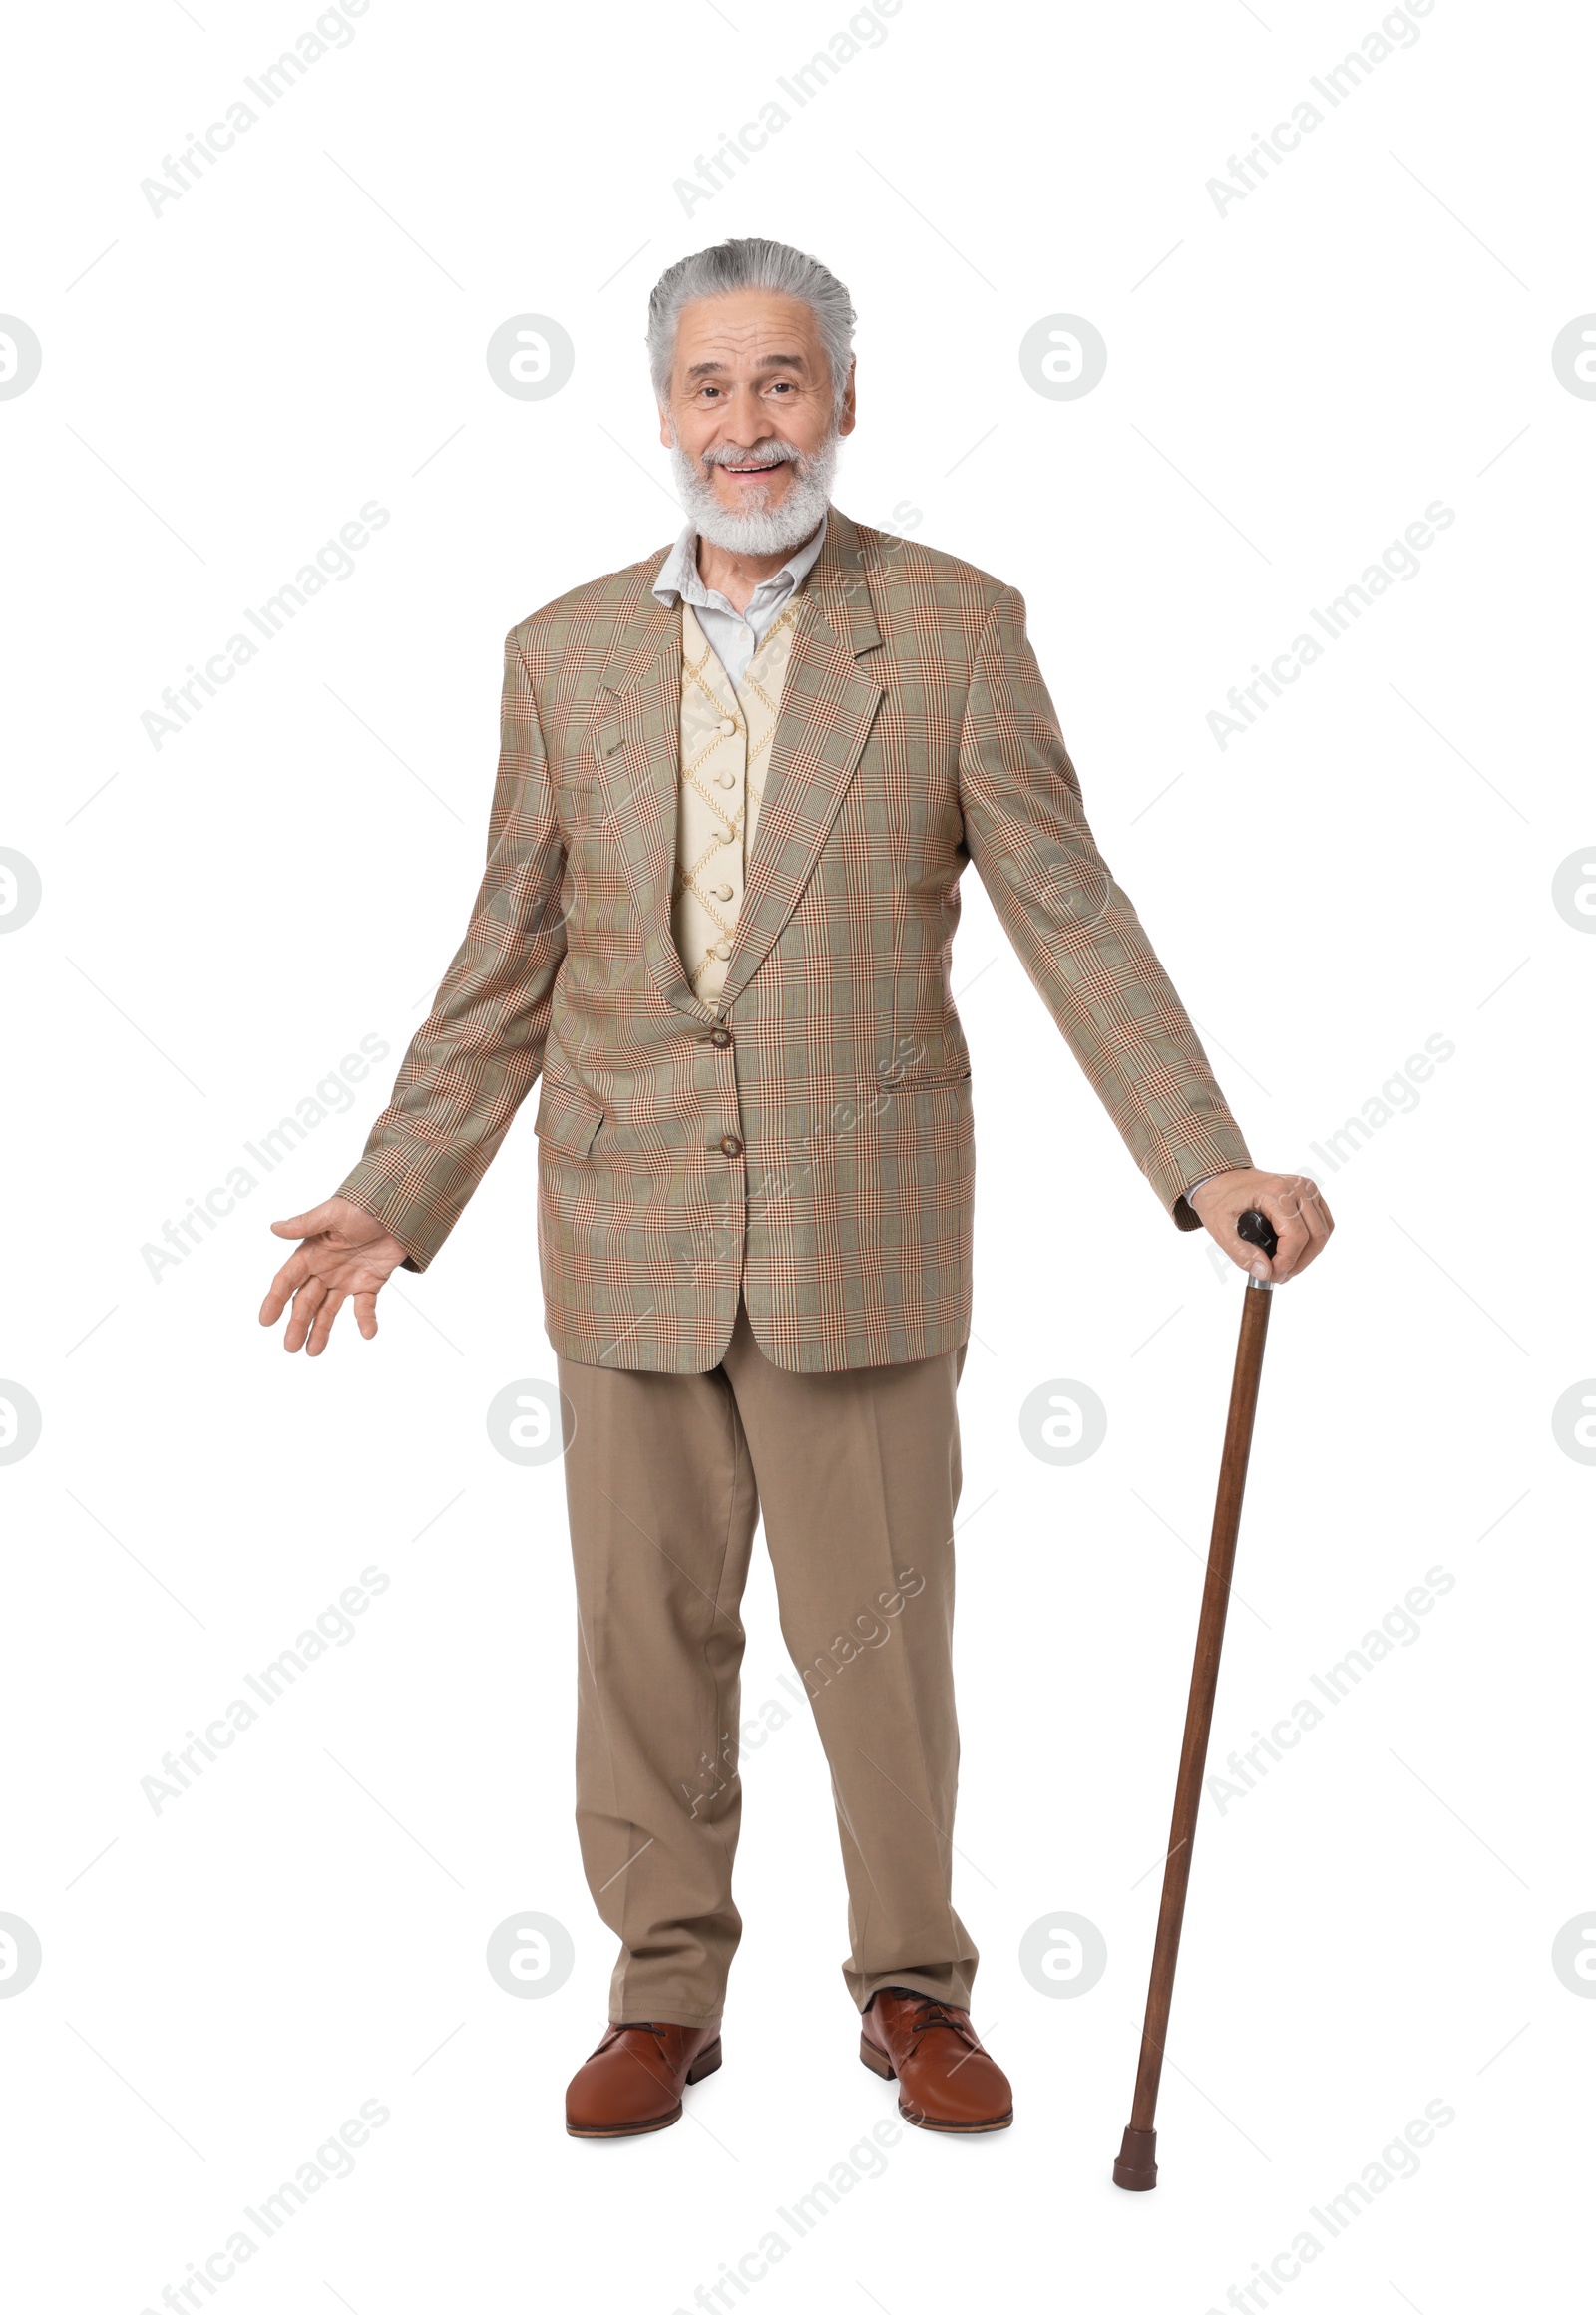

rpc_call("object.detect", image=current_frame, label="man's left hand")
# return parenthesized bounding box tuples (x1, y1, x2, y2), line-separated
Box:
(1188, 1168, 1335, 1284)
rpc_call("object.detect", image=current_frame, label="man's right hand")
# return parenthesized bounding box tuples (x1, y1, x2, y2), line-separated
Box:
(258, 1196, 412, 1356)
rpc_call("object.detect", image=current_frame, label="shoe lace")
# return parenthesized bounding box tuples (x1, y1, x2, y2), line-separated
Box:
(902, 1999, 980, 2053)
(594, 2019, 678, 2061)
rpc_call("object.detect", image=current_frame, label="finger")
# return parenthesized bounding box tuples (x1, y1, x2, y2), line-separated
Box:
(270, 1204, 338, 1241)
(1207, 1203, 1264, 1278)
(353, 1292, 380, 1341)
(1283, 1181, 1334, 1277)
(1267, 1178, 1323, 1282)
(1228, 1233, 1267, 1280)
(283, 1276, 329, 1354)
(306, 1291, 345, 1358)
(259, 1251, 311, 1324)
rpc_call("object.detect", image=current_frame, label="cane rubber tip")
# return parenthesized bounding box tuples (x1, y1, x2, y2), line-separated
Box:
(1112, 2124, 1158, 2191)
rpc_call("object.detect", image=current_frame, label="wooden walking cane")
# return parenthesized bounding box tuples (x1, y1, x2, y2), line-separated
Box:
(1112, 1207, 1279, 2192)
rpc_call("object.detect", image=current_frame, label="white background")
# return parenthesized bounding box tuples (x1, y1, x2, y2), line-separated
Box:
(3, 1, 1592, 2308)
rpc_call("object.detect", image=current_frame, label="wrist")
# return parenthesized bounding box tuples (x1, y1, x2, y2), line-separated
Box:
(1186, 1168, 1239, 1207)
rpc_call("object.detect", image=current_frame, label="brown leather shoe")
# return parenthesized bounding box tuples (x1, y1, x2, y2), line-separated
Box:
(565, 2020, 723, 2138)
(860, 1990, 1012, 2132)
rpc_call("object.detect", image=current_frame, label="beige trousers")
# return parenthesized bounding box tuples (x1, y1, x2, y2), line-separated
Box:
(557, 1293, 978, 2026)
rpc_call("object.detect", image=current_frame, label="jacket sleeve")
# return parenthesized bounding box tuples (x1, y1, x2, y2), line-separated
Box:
(336, 625, 568, 1270)
(957, 585, 1251, 1229)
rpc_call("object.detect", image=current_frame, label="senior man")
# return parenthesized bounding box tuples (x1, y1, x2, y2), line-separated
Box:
(260, 236, 1332, 2138)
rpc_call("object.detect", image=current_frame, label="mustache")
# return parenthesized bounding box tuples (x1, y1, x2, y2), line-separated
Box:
(700, 439, 807, 472)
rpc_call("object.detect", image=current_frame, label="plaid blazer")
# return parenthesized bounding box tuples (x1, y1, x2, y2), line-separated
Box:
(339, 508, 1251, 1372)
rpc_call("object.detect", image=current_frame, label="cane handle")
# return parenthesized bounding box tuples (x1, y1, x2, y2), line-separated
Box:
(1236, 1208, 1279, 1271)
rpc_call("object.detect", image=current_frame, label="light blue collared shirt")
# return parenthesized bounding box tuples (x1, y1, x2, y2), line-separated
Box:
(652, 510, 828, 688)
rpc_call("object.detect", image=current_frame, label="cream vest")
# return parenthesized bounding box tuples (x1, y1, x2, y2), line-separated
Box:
(672, 599, 802, 1005)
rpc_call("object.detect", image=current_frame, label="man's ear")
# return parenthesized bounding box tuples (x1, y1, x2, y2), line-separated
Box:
(838, 359, 858, 438)
(658, 407, 675, 450)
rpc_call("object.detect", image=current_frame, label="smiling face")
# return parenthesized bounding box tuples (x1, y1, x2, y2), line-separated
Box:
(658, 288, 855, 551)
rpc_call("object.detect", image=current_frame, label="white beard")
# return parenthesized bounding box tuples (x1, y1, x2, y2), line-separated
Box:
(669, 427, 840, 555)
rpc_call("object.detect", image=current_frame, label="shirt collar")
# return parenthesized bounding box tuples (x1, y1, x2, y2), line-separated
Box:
(653, 507, 828, 614)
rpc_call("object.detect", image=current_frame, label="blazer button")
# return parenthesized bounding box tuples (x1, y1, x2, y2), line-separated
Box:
(709, 1026, 733, 1047)
(718, 1133, 744, 1157)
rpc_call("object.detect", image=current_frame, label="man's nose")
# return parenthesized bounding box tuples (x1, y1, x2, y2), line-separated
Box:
(715, 383, 783, 433)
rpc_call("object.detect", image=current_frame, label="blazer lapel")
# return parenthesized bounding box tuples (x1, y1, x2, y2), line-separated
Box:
(717, 508, 885, 1012)
(591, 588, 716, 1024)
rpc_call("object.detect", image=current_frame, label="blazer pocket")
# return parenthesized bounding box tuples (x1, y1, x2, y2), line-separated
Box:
(875, 1063, 973, 1098)
(534, 1075, 604, 1159)
(559, 710, 620, 831)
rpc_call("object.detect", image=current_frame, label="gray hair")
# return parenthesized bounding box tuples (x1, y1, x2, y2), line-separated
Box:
(647, 237, 856, 415)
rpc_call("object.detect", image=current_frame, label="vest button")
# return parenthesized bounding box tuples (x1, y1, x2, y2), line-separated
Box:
(718, 1133, 744, 1157)
(709, 1026, 733, 1048)
(717, 717, 737, 736)
(711, 940, 732, 959)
